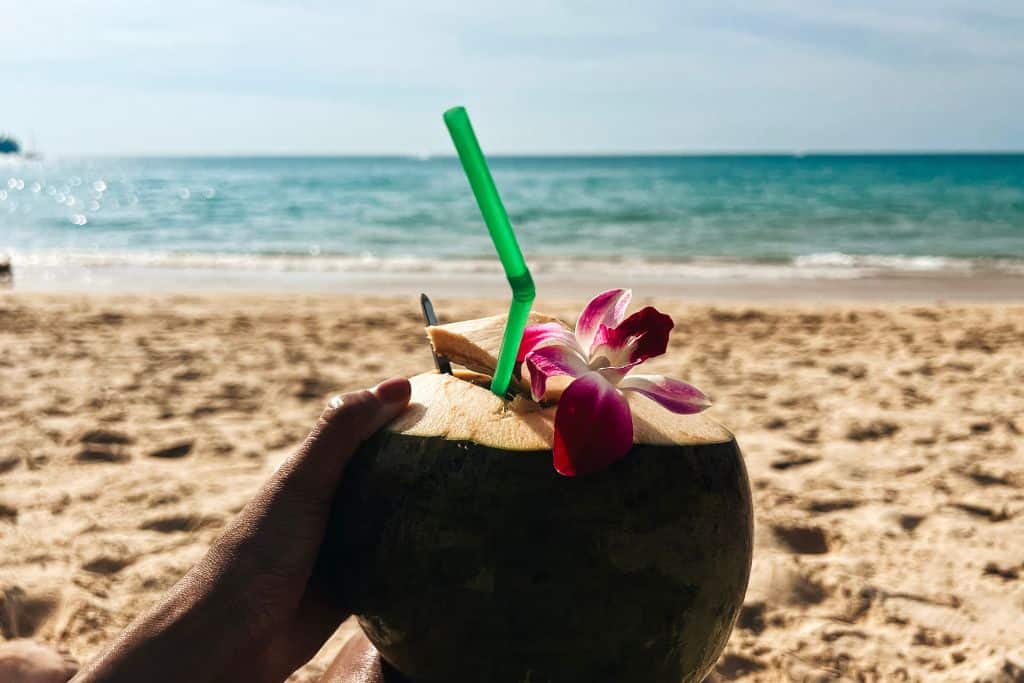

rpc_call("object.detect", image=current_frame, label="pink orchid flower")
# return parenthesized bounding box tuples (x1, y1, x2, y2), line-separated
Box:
(517, 289, 710, 477)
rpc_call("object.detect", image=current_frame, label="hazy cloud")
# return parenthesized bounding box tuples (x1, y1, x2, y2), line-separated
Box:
(1, 1, 1021, 154)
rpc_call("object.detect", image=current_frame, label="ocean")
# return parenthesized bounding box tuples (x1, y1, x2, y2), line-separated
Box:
(2, 154, 1023, 286)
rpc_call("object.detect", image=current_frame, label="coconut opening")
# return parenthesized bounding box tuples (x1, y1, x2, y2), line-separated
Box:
(415, 313, 731, 449)
(390, 372, 731, 450)
(426, 312, 560, 398)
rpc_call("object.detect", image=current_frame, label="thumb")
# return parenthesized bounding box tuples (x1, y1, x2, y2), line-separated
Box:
(278, 377, 411, 503)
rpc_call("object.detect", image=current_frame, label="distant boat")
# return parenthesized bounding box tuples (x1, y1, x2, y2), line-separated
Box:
(0, 134, 21, 155)
(0, 133, 42, 160)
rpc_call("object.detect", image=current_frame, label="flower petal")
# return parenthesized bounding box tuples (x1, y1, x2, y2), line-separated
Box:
(524, 346, 589, 401)
(574, 289, 632, 355)
(597, 362, 641, 386)
(620, 374, 711, 414)
(553, 372, 634, 477)
(590, 306, 674, 367)
(517, 322, 581, 362)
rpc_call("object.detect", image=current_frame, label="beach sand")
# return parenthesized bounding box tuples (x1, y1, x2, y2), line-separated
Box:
(1, 292, 1022, 681)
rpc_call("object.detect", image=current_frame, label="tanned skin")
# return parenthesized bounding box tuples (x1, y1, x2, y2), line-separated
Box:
(70, 379, 414, 683)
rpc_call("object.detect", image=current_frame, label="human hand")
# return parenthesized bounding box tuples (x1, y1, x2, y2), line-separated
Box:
(71, 378, 412, 683)
(0, 639, 79, 683)
(317, 632, 409, 683)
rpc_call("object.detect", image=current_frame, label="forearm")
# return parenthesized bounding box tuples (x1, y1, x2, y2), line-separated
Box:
(71, 381, 410, 683)
(71, 567, 256, 683)
(72, 502, 299, 683)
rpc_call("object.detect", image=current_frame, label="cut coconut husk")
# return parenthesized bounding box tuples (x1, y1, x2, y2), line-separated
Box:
(426, 312, 561, 378)
(328, 370, 752, 683)
(390, 371, 732, 449)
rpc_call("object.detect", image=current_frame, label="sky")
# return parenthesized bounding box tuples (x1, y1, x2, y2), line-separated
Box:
(2, 0, 1023, 156)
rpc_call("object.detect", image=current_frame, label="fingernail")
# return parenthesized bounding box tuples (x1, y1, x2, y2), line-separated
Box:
(320, 395, 345, 421)
(372, 377, 410, 404)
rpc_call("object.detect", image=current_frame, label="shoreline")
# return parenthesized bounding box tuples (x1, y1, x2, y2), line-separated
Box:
(7, 262, 1024, 302)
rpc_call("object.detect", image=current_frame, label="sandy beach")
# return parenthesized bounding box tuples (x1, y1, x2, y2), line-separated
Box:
(11, 260, 1024, 303)
(1, 291, 1022, 681)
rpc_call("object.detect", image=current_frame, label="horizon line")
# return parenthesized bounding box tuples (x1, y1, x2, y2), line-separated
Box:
(27, 149, 1024, 160)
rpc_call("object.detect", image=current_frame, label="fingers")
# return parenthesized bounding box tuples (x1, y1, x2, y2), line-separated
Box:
(319, 632, 377, 682)
(320, 632, 408, 683)
(276, 378, 411, 504)
(319, 377, 411, 434)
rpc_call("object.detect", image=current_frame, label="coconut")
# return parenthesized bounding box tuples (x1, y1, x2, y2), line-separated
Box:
(328, 316, 753, 683)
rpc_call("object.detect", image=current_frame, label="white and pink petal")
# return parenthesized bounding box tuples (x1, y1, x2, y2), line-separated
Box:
(517, 322, 581, 362)
(620, 374, 710, 414)
(524, 345, 590, 402)
(574, 289, 632, 355)
(596, 361, 642, 386)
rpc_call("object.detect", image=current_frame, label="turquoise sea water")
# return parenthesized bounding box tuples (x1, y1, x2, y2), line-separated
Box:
(2, 155, 1023, 277)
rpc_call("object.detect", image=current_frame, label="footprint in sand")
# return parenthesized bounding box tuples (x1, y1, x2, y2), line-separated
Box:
(770, 450, 820, 470)
(982, 563, 1019, 581)
(0, 585, 61, 639)
(712, 653, 767, 679)
(172, 368, 203, 382)
(948, 501, 1013, 522)
(845, 419, 900, 441)
(139, 513, 221, 534)
(74, 446, 129, 464)
(970, 420, 993, 435)
(0, 454, 21, 474)
(804, 497, 861, 513)
(748, 558, 829, 607)
(771, 523, 830, 554)
(895, 512, 927, 533)
(760, 416, 788, 430)
(0, 501, 17, 522)
(828, 362, 867, 379)
(792, 426, 820, 445)
(72, 429, 133, 464)
(836, 586, 877, 623)
(964, 468, 1014, 487)
(736, 601, 766, 634)
(147, 440, 194, 459)
(73, 429, 133, 446)
(971, 653, 1024, 683)
(912, 626, 961, 647)
(295, 376, 334, 401)
(81, 553, 134, 575)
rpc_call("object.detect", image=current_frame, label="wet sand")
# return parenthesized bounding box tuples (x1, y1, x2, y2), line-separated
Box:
(1, 292, 1022, 681)
(11, 261, 1024, 302)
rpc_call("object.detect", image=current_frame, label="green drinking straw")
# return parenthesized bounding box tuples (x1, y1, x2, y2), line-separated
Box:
(443, 106, 535, 398)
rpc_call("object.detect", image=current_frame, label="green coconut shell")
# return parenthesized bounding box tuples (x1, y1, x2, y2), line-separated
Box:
(328, 373, 753, 683)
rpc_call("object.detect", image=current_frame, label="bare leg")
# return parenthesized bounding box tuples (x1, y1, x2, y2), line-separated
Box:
(0, 640, 78, 683)
(320, 632, 409, 683)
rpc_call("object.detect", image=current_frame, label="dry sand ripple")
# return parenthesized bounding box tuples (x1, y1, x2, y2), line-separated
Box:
(1, 294, 1022, 682)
